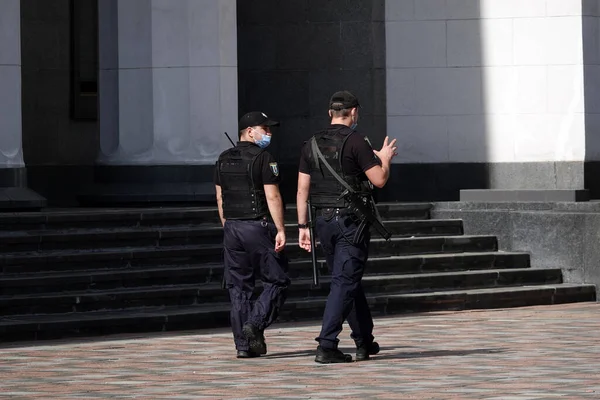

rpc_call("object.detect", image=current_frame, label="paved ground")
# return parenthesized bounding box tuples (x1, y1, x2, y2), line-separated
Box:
(1, 302, 599, 399)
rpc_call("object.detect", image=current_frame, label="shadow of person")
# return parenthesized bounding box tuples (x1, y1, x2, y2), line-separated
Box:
(262, 346, 504, 361)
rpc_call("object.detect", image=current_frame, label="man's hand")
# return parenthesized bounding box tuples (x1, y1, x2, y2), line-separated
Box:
(373, 136, 398, 164)
(298, 228, 312, 252)
(274, 231, 286, 253)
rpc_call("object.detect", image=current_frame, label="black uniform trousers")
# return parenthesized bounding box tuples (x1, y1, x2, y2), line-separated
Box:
(314, 209, 375, 350)
(223, 219, 290, 351)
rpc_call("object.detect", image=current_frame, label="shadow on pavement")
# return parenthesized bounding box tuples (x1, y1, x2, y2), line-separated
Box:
(262, 346, 504, 361)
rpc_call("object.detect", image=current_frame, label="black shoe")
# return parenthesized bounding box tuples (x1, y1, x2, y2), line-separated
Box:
(242, 323, 267, 355)
(356, 341, 380, 361)
(236, 350, 260, 358)
(314, 346, 353, 364)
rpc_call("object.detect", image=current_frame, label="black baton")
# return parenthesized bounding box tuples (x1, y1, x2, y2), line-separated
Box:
(307, 200, 319, 287)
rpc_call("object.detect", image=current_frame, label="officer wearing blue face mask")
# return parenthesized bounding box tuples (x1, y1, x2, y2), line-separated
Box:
(214, 111, 290, 359)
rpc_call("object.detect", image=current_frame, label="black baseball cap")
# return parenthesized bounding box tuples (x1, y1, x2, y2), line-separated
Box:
(239, 111, 280, 130)
(329, 90, 360, 110)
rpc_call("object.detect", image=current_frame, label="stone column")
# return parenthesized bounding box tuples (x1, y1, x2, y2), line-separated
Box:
(89, 0, 237, 204)
(0, 0, 24, 176)
(0, 0, 45, 209)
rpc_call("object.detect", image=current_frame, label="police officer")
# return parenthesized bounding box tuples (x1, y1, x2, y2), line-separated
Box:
(214, 111, 290, 358)
(296, 91, 398, 363)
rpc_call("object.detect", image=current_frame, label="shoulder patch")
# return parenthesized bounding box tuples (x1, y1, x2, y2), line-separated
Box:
(269, 162, 279, 176)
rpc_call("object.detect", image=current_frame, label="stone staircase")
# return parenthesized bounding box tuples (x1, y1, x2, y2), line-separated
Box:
(0, 204, 595, 342)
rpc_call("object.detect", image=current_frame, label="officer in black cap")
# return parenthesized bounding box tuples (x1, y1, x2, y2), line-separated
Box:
(214, 111, 290, 358)
(296, 91, 398, 363)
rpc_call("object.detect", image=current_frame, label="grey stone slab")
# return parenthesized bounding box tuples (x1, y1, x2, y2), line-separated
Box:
(308, 0, 372, 22)
(460, 189, 590, 202)
(369, 114, 388, 150)
(431, 209, 512, 252)
(372, 0, 385, 22)
(274, 23, 311, 70)
(555, 162, 585, 189)
(432, 203, 600, 296)
(236, 0, 278, 26)
(237, 25, 278, 71)
(582, 213, 600, 288)
(273, 0, 309, 24)
(20, 0, 70, 22)
(0, 187, 47, 210)
(487, 162, 585, 190)
(238, 71, 310, 119)
(433, 201, 557, 211)
(0, 168, 27, 188)
(435, 200, 600, 213)
(369, 68, 387, 115)
(308, 22, 343, 70)
(340, 22, 374, 69)
(272, 116, 311, 162)
(510, 212, 586, 270)
(372, 22, 386, 69)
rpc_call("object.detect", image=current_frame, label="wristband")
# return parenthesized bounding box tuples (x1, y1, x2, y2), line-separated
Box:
(297, 223, 309, 229)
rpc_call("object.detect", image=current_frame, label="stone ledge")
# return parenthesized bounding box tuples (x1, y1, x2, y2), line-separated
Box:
(460, 189, 590, 203)
(77, 183, 216, 206)
(0, 187, 47, 211)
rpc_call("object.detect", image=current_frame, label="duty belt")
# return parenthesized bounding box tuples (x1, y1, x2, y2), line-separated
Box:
(315, 207, 355, 219)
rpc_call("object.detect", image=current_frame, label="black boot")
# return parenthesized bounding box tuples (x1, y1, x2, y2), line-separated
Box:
(237, 350, 260, 358)
(356, 341, 380, 361)
(242, 323, 267, 355)
(315, 346, 353, 364)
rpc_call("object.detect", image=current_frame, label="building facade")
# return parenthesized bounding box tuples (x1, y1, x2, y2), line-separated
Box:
(1, 0, 599, 207)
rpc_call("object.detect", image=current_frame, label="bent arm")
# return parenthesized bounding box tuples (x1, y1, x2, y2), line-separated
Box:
(264, 184, 285, 232)
(215, 185, 225, 226)
(296, 172, 311, 224)
(364, 161, 391, 189)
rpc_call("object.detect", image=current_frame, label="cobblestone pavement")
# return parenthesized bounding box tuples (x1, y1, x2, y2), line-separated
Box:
(1, 303, 599, 399)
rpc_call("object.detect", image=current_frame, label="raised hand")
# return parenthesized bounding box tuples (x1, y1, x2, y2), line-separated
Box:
(373, 136, 398, 163)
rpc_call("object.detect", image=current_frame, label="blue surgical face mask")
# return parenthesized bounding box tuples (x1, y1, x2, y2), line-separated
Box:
(252, 129, 271, 149)
(350, 123, 358, 130)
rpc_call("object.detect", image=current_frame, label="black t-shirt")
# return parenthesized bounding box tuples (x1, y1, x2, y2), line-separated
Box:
(213, 141, 281, 186)
(298, 125, 381, 176)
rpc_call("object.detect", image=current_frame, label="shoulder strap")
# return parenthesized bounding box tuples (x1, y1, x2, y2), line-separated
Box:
(246, 147, 265, 188)
(310, 136, 355, 194)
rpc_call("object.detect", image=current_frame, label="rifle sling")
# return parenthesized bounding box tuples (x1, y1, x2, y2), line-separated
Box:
(310, 137, 356, 195)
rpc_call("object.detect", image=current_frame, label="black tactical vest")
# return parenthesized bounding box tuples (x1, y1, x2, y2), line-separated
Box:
(217, 144, 269, 220)
(308, 126, 372, 208)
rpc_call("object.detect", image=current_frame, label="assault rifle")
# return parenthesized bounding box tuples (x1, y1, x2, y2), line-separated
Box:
(310, 137, 391, 241)
(341, 190, 391, 240)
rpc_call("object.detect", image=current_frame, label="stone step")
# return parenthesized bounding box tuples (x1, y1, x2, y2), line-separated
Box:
(0, 203, 433, 231)
(0, 219, 464, 253)
(0, 236, 498, 274)
(380, 284, 598, 313)
(0, 252, 531, 295)
(0, 268, 563, 316)
(0, 283, 594, 342)
(0, 244, 225, 274)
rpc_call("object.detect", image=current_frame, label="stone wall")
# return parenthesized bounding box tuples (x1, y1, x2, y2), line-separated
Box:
(432, 201, 600, 296)
(382, 0, 597, 201)
(236, 0, 386, 201)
